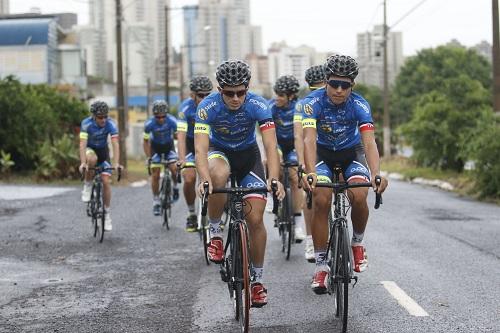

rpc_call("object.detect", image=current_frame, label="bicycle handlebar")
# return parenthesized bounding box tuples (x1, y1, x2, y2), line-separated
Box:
(201, 179, 280, 216)
(305, 175, 382, 210)
(147, 159, 177, 176)
(176, 162, 196, 183)
(80, 166, 122, 182)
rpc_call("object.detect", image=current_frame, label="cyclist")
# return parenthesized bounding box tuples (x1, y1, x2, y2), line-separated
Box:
(194, 59, 285, 308)
(178, 76, 213, 231)
(79, 101, 122, 231)
(301, 55, 388, 294)
(269, 75, 306, 242)
(294, 65, 326, 262)
(143, 100, 179, 216)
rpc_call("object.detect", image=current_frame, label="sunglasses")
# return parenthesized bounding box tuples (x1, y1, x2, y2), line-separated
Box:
(327, 80, 352, 90)
(221, 89, 247, 98)
(96, 115, 108, 120)
(196, 92, 210, 99)
(155, 115, 166, 119)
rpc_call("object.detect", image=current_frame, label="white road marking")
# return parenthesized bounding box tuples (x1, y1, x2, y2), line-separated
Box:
(381, 281, 429, 317)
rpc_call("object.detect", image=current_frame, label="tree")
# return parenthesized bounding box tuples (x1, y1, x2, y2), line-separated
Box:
(393, 45, 492, 126)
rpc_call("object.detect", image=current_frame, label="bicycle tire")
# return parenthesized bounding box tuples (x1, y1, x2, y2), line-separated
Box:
(331, 223, 349, 332)
(162, 176, 171, 230)
(233, 223, 250, 333)
(92, 183, 101, 239)
(199, 207, 210, 265)
(99, 194, 105, 243)
(278, 197, 287, 253)
(285, 187, 293, 260)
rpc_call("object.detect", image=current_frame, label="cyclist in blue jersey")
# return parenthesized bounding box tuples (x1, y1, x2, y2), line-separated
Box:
(270, 75, 306, 242)
(302, 55, 388, 294)
(194, 60, 285, 308)
(143, 100, 179, 216)
(79, 101, 122, 231)
(294, 65, 326, 262)
(178, 76, 213, 231)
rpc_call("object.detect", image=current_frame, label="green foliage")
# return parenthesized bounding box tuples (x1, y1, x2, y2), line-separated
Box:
(466, 116, 500, 198)
(0, 150, 15, 174)
(354, 83, 384, 150)
(0, 76, 87, 172)
(393, 45, 491, 126)
(36, 134, 80, 180)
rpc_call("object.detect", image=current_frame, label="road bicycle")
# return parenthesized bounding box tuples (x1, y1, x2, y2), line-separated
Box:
(201, 179, 278, 333)
(84, 166, 121, 243)
(276, 160, 299, 260)
(306, 167, 382, 333)
(148, 159, 177, 229)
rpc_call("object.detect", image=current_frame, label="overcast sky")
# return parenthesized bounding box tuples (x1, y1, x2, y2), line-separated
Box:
(10, 0, 495, 57)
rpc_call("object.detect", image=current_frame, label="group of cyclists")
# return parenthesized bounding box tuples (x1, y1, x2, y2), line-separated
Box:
(78, 54, 388, 308)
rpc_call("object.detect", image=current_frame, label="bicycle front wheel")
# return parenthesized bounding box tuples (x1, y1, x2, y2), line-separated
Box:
(91, 183, 100, 239)
(331, 224, 349, 332)
(99, 186, 105, 243)
(161, 176, 171, 230)
(285, 187, 293, 260)
(198, 201, 210, 265)
(233, 223, 250, 333)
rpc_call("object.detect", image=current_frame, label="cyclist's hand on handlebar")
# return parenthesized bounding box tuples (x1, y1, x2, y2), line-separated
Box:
(145, 157, 152, 166)
(267, 178, 285, 201)
(79, 163, 88, 174)
(302, 172, 317, 192)
(198, 179, 212, 197)
(177, 159, 186, 169)
(372, 175, 388, 194)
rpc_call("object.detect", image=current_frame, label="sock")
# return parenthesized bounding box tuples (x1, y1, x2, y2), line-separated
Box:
(294, 213, 304, 228)
(84, 181, 91, 188)
(153, 195, 160, 204)
(188, 204, 195, 214)
(252, 266, 264, 284)
(209, 218, 222, 238)
(314, 250, 328, 271)
(352, 230, 364, 246)
(305, 235, 313, 246)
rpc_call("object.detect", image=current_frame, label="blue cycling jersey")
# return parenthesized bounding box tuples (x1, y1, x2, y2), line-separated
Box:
(269, 99, 297, 141)
(177, 98, 197, 139)
(301, 88, 374, 151)
(80, 116, 119, 149)
(143, 115, 177, 145)
(194, 91, 274, 151)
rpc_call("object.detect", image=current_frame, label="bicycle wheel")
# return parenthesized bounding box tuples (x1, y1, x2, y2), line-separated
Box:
(161, 176, 171, 230)
(233, 223, 250, 333)
(91, 183, 100, 238)
(278, 196, 287, 253)
(198, 201, 210, 265)
(98, 185, 105, 243)
(331, 223, 349, 332)
(285, 187, 293, 260)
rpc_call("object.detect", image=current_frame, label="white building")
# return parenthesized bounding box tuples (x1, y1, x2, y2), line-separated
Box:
(356, 24, 404, 88)
(83, 0, 170, 88)
(0, 0, 9, 15)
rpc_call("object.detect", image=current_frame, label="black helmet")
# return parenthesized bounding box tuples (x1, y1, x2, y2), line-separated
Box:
(305, 65, 325, 86)
(273, 75, 300, 95)
(90, 101, 109, 116)
(152, 100, 168, 115)
(215, 60, 251, 87)
(189, 76, 213, 92)
(324, 54, 359, 80)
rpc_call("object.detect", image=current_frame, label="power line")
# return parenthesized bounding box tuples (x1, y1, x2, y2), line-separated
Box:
(390, 0, 430, 29)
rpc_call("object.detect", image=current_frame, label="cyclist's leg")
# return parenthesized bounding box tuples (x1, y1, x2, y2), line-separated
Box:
(286, 151, 306, 240)
(166, 150, 179, 201)
(183, 153, 197, 230)
(344, 153, 371, 272)
(81, 148, 98, 202)
(310, 162, 333, 293)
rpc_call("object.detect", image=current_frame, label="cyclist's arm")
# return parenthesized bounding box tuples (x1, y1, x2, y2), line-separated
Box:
(360, 129, 388, 193)
(79, 138, 87, 164)
(111, 136, 120, 166)
(194, 131, 210, 183)
(177, 131, 187, 162)
(143, 134, 151, 158)
(261, 127, 280, 180)
(293, 121, 304, 167)
(302, 126, 317, 175)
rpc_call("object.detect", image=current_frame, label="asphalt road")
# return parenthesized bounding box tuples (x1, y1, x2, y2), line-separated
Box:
(0, 179, 499, 333)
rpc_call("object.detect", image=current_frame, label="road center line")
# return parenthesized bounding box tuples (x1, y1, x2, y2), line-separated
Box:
(381, 281, 429, 317)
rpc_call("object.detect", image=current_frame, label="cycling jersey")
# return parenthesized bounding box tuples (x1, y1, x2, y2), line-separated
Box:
(301, 88, 374, 151)
(269, 99, 297, 141)
(177, 97, 197, 139)
(143, 115, 177, 145)
(194, 92, 274, 151)
(80, 116, 118, 149)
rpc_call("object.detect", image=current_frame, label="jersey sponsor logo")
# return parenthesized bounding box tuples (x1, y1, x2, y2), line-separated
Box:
(349, 165, 368, 173)
(197, 101, 216, 120)
(249, 98, 267, 110)
(354, 99, 369, 113)
(194, 123, 210, 134)
(304, 104, 314, 116)
(245, 181, 266, 188)
(320, 124, 332, 133)
(302, 119, 316, 128)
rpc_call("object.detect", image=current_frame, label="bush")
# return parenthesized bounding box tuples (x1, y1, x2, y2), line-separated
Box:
(36, 134, 80, 180)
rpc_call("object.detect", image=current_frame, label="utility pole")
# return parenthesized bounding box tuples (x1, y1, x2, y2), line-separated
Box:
(180, 46, 185, 101)
(164, 5, 170, 107)
(146, 77, 151, 117)
(382, 0, 391, 157)
(493, 0, 500, 114)
(115, 0, 127, 168)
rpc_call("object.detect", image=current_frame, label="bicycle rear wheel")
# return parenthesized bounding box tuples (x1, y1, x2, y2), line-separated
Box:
(99, 187, 105, 243)
(285, 187, 293, 260)
(233, 223, 250, 333)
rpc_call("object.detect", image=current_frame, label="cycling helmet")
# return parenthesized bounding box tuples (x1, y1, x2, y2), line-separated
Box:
(152, 100, 168, 115)
(90, 101, 109, 116)
(324, 54, 359, 80)
(273, 75, 300, 95)
(189, 76, 213, 92)
(305, 65, 325, 86)
(215, 60, 251, 87)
